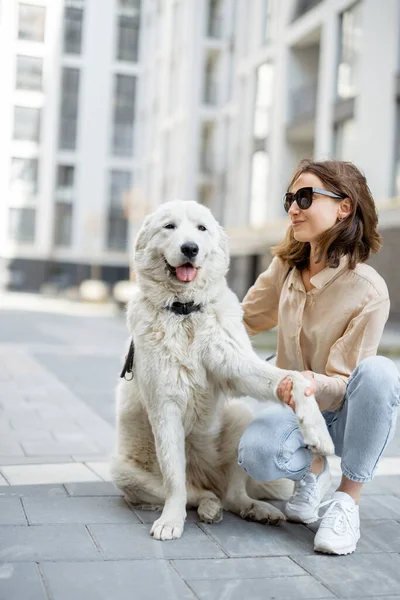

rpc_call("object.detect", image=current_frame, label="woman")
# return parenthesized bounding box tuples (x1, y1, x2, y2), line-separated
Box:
(238, 159, 400, 555)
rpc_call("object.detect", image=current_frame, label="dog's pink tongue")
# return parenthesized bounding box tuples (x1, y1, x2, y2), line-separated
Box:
(176, 265, 197, 282)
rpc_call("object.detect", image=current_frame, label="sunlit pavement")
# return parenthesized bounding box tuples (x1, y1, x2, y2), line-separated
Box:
(0, 292, 399, 600)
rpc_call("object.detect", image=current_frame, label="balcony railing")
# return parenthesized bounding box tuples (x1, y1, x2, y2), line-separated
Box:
(288, 81, 317, 125)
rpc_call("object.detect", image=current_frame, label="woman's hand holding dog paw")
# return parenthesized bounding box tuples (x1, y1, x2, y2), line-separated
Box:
(277, 371, 317, 411)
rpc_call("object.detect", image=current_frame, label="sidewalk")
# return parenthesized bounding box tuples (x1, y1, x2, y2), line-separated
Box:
(0, 296, 400, 599)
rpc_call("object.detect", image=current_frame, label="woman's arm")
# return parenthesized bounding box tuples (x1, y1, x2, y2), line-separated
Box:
(241, 256, 288, 336)
(313, 293, 390, 411)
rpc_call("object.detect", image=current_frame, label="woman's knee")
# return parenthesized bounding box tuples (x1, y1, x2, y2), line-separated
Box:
(349, 356, 400, 408)
(238, 405, 309, 482)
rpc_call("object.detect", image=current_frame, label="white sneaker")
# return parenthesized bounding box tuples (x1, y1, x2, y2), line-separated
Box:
(285, 457, 332, 524)
(314, 491, 360, 555)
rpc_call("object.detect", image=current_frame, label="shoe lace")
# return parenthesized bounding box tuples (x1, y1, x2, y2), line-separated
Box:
(292, 477, 318, 504)
(318, 498, 358, 536)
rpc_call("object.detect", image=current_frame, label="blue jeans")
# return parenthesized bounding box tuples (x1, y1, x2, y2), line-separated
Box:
(238, 356, 400, 483)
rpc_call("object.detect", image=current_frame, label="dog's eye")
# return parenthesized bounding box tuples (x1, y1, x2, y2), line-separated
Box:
(197, 225, 207, 232)
(164, 223, 176, 230)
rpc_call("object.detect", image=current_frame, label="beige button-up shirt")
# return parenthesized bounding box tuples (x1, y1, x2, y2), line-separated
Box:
(242, 255, 390, 411)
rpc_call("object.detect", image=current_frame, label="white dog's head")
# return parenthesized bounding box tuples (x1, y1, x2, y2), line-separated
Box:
(134, 200, 229, 303)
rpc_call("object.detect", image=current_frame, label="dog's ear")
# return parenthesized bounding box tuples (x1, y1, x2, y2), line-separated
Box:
(134, 214, 152, 254)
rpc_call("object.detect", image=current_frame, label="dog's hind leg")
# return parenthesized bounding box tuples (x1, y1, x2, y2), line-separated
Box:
(218, 402, 286, 525)
(110, 456, 166, 507)
(224, 461, 286, 525)
(111, 456, 222, 522)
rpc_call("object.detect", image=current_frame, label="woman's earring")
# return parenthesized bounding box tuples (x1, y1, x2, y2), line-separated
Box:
(338, 214, 344, 221)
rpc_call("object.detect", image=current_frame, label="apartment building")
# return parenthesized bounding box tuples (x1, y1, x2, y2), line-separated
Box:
(0, 0, 140, 290)
(137, 0, 400, 304)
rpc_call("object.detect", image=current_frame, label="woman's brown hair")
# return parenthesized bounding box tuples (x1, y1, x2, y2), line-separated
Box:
(272, 159, 382, 270)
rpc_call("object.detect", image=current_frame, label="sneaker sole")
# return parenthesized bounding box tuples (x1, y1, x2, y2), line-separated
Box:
(286, 513, 319, 525)
(314, 542, 357, 555)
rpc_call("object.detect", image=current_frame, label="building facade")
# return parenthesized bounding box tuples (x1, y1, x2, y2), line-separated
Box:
(0, 0, 400, 311)
(0, 0, 140, 290)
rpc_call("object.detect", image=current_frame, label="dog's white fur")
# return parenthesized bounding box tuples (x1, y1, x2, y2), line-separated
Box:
(111, 201, 334, 541)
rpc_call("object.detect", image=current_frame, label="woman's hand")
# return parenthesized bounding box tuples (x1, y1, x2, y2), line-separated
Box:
(277, 371, 317, 411)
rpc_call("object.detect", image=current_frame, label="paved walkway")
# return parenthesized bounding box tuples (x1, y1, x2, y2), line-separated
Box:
(0, 294, 399, 599)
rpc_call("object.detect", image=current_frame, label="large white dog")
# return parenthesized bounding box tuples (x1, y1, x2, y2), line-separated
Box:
(111, 200, 334, 541)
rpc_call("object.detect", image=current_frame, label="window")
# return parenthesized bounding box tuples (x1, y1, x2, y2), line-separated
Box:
(262, 0, 272, 45)
(116, 0, 140, 62)
(13, 106, 41, 142)
(53, 165, 75, 246)
(16, 55, 43, 91)
(111, 74, 136, 156)
(8, 207, 36, 243)
(18, 3, 46, 42)
(63, 5, 84, 54)
(394, 105, 400, 197)
(249, 151, 269, 226)
(253, 63, 274, 139)
(59, 67, 80, 150)
(10, 157, 38, 198)
(204, 55, 218, 105)
(55, 165, 75, 202)
(207, 0, 222, 38)
(337, 2, 363, 99)
(334, 118, 356, 160)
(106, 170, 131, 251)
(54, 203, 73, 247)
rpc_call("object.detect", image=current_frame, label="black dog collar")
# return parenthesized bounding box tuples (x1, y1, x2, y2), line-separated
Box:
(165, 301, 202, 316)
(120, 301, 203, 380)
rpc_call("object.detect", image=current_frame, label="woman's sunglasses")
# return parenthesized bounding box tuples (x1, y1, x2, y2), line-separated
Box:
(283, 187, 345, 213)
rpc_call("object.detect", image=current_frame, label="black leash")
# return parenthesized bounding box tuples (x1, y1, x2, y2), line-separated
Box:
(120, 301, 202, 380)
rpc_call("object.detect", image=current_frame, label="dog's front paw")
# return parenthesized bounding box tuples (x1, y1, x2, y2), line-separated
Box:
(299, 421, 335, 456)
(150, 515, 185, 540)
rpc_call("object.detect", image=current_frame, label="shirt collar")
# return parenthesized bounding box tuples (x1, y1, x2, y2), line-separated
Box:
(288, 255, 349, 291)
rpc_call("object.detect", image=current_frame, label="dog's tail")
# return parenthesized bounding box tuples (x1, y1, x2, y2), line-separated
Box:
(246, 477, 294, 501)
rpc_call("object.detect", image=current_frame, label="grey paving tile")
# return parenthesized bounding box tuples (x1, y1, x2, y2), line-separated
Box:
(0, 498, 27, 524)
(133, 507, 199, 523)
(172, 556, 307, 580)
(41, 560, 195, 600)
(188, 576, 334, 600)
(0, 456, 74, 466)
(0, 563, 48, 600)
(357, 520, 400, 552)
(0, 440, 25, 456)
(64, 481, 123, 496)
(293, 553, 400, 598)
(0, 525, 100, 561)
(200, 512, 315, 557)
(0, 484, 67, 497)
(360, 495, 400, 519)
(21, 440, 101, 456)
(22, 496, 139, 524)
(88, 523, 226, 559)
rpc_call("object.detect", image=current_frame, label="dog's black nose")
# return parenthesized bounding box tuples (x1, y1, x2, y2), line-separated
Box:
(181, 242, 199, 259)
